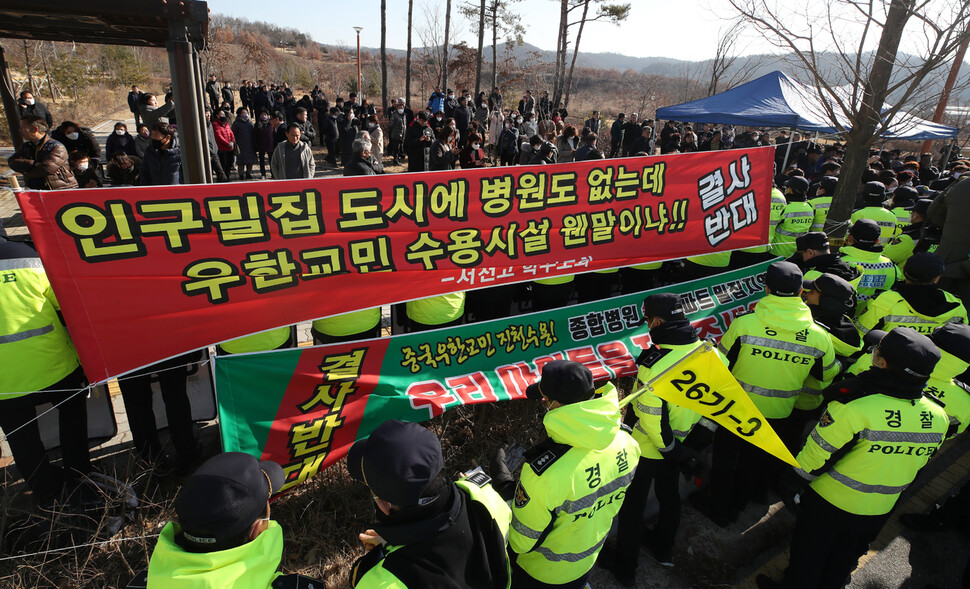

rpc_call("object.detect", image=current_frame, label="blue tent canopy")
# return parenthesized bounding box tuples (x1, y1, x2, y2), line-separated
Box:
(656, 71, 958, 141)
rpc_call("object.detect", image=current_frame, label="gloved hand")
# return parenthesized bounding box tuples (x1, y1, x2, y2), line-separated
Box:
(678, 447, 709, 480)
(491, 445, 516, 500)
(777, 468, 807, 516)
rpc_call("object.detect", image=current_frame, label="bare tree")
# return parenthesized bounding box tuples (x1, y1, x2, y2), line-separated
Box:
(705, 19, 771, 96)
(461, 1, 525, 93)
(730, 0, 970, 239)
(552, 1, 630, 108)
(475, 0, 486, 98)
(443, 0, 453, 91)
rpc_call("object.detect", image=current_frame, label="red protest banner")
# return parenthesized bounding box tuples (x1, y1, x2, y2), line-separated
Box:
(18, 148, 773, 382)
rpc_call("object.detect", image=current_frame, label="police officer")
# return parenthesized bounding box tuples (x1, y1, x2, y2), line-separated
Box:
(888, 185, 919, 231)
(788, 232, 862, 285)
(703, 262, 839, 525)
(312, 308, 382, 344)
(732, 182, 788, 269)
(839, 219, 900, 315)
(217, 326, 294, 354)
(884, 198, 933, 266)
(802, 273, 862, 360)
(599, 294, 718, 585)
(757, 327, 949, 589)
(925, 322, 970, 437)
(809, 175, 839, 232)
(145, 452, 320, 588)
(856, 252, 967, 336)
(771, 176, 815, 258)
(347, 420, 511, 588)
(850, 181, 898, 244)
(0, 234, 91, 502)
(406, 292, 465, 332)
(508, 361, 640, 588)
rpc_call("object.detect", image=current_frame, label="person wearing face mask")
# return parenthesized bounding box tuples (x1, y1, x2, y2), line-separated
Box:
(52, 121, 100, 161)
(459, 132, 489, 169)
(474, 92, 490, 129)
(430, 110, 446, 134)
(427, 86, 446, 114)
(365, 114, 384, 164)
(496, 116, 519, 166)
(347, 420, 512, 589)
(17, 90, 52, 127)
(69, 151, 102, 188)
(231, 107, 258, 180)
(405, 111, 435, 172)
(497, 361, 639, 589)
(8, 115, 77, 190)
(443, 88, 459, 118)
(211, 110, 236, 182)
(253, 109, 276, 178)
(487, 106, 504, 158)
(104, 121, 137, 164)
(141, 122, 182, 186)
(430, 126, 458, 172)
(320, 107, 340, 167)
(388, 100, 408, 165)
(134, 124, 151, 158)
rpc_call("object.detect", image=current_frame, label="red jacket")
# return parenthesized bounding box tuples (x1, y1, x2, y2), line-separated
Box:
(212, 120, 235, 152)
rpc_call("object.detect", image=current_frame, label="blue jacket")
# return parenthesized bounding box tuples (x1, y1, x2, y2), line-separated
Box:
(141, 145, 182, 186)
(428, 91, 446, 114)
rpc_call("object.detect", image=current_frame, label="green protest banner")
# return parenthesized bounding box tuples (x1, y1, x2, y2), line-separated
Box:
(214, 261, 772, 492)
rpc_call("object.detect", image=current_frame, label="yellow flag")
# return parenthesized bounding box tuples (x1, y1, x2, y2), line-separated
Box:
(648, 344, 800, 468)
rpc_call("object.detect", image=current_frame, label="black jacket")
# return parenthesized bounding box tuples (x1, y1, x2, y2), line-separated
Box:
(141, 145, 182, 186)
(350, 484, 509, 589)
(405, 123, 434, 172)
(343, 153, 377, 176)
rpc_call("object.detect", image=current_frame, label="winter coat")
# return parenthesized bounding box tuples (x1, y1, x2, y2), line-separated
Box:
(254, 120, 276, 154)
(928, 177, 970, 282)
(134, 134, 151, 158)
(17, 100, 53, 127)
(105, 132, 137, 160)
(231, 117, 258, 165)
(211, 119, 235, 153)
(498, 127, 519, 160)
(367, 124, 384, 163)
(343, 153, 378, 176)
(52, 124, 101, 160)
(141, 144, 182, 186)
(140, 101, 175, 129)
(388, 110, 407, 142)
(430, 141, 457, 171)
(405, 122, 435, 172)
(270, 140, 315, 179)
(8, 136, 77, 190)
(488, 111, 505, 146)
(556, 136, 578, 163)
(294, 119, 316, 145)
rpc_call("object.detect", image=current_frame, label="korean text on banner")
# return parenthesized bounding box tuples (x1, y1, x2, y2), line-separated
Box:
(18, 148, 775, 382)
(215, 261, 774, 493)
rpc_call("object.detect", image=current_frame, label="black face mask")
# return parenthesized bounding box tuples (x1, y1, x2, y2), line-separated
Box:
(151, 139, 164, 150)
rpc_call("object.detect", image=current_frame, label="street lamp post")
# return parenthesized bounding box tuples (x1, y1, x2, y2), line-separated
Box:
(354, 26, 363, 106)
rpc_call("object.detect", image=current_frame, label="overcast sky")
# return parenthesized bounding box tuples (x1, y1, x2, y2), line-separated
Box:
(205, 0, 773, 62)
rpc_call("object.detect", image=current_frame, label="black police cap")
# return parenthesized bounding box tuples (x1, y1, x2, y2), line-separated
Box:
(175, 452, 284, 552)
(862, 181, 887, 200)
(818, 175, 839, 194)
(796, 232, 829, 251)
(910, 198, 933, 218)
(786, 176, 810, 195)
(766, 261, 803, 297)
(803, 273, 855, 311)
(894, 185, 919, 207)
(849, 219, 881, 246)
(863, 327, 941, 379)
(525, 360, 595, 405)
(642, 293, 686, 321)
(347, 420, 444, 507)
(903, 252, 945, 283)
(930, 323, 970, 364)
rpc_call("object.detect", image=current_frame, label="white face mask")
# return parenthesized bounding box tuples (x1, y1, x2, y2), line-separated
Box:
(448, 94, 455, 99)
(481, 103, 487, 108)
(397, 108, 404, 114)
(25, 98, 34, 105)
(67, 132, 79, 141)
(472, 143, 481, 150)
(77, 162, 89, 172)
(115, 129, 125, 136)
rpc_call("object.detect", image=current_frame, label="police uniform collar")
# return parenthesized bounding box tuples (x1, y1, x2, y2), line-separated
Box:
(859, 368, 927, 400)
(372, 482, 461, 546)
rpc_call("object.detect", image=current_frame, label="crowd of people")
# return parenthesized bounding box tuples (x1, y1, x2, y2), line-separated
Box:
(4, 75, 970, 589)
